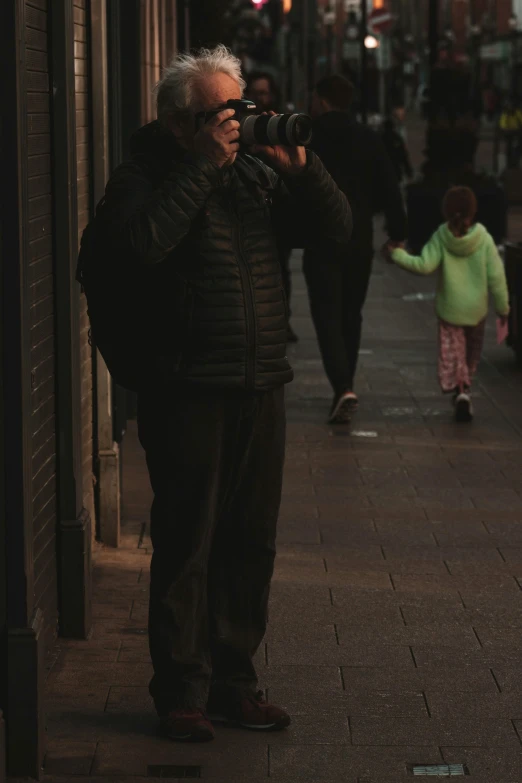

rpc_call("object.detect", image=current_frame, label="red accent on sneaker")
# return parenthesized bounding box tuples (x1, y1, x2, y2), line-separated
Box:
(159, 709, 215, 742)
(235, 691, 291, 731)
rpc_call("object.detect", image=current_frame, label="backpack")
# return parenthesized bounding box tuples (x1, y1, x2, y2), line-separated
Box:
(75, 156, 276, 392)
(76, 197, 148, 392)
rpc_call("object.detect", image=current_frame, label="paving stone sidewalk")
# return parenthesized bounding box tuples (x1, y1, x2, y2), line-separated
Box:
(40, 244, 522, 783)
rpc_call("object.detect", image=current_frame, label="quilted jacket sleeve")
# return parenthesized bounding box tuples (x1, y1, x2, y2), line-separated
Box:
(103, 152, 221, 265)
(270, 150, 353, 249)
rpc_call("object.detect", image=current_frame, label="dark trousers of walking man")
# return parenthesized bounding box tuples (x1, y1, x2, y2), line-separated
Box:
(303, 246, 372, 397)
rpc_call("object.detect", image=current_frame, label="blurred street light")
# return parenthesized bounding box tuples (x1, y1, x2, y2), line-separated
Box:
(443, 26, 455, 44)
(364, 34, 379, 49)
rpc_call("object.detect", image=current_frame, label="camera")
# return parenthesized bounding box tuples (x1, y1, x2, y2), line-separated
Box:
(195, 99, 313, 147)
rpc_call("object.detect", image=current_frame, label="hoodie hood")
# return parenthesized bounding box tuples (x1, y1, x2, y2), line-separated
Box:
(439, 222, 487, 257)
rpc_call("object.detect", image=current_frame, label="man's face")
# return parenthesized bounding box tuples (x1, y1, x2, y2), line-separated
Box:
(311, 91, 328, 119)
(170, 72, 242, 165)
(246, 78, 274, 112)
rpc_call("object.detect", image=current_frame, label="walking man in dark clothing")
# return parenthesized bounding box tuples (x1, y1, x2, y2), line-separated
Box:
(304, 74, 407, 423)
(101, 46, 351, 742)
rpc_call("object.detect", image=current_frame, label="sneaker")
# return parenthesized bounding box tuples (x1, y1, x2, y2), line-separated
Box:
(286, 324, 299, 343)
(455, 392, 473, 422)
(159, 709, 215, 742)
(328, 390, 358, 424)
(208, 690, 291, 731)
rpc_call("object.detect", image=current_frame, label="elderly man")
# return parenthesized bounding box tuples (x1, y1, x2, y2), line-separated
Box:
(102, 45, 351, 742)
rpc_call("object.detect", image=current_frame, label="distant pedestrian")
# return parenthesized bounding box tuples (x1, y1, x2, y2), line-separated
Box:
(380, 117, 413, 184)
(387, 186, 509, 422)
(391, 105, 407, 142)
(245, 70, 280, 113)
(482, 83, 499, 122)
(305, 74, 407, 423)
(499, 98, 522, 167)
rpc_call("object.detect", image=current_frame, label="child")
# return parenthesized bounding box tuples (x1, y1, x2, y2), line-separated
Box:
(389, 186, 509, 422)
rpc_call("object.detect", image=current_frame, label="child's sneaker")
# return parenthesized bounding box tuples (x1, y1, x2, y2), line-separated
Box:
(455, 392, 473, 422)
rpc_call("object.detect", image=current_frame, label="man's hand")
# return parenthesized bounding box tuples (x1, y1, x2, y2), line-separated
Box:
(194, 109, 240, 168)
(252, 143, 307, 175)
(382, 239, 405, 263)
(251, 112, 307, 176)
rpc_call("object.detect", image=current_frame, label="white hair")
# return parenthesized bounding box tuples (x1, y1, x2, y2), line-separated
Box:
(155, 44, 245, 123)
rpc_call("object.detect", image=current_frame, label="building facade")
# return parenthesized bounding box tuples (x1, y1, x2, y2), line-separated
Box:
(0, 1, 178, 778)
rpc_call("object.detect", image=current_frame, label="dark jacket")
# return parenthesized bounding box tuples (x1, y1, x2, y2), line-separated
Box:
(307, 111, 407, 258)
(102, 121, 352, 391)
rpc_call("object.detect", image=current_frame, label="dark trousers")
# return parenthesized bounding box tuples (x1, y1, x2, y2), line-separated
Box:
(137, 386, 286, 716)
(303, 249, 373, 395)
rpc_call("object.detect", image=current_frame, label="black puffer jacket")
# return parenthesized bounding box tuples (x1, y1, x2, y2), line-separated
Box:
(103, 121, 352, 391)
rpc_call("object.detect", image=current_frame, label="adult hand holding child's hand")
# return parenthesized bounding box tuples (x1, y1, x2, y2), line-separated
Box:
(381, 240, 405, 263)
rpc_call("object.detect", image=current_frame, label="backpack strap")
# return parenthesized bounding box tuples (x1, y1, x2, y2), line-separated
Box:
(75, 195, 107, 287)
(236, 154, 277, 209)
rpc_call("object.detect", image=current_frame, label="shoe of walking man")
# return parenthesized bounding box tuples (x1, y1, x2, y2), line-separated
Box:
(101, 46, 352, 741)
(304, 74, 407, 423)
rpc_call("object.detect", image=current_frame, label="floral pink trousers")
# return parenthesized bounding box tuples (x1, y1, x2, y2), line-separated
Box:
(438, 318, 486, 393)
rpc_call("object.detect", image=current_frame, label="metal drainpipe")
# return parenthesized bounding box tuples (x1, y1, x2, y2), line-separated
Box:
(360, 0, 368, 123)
(184, 0, 190, 50)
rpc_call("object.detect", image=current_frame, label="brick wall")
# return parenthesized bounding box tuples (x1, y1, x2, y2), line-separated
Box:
(26, 0, 58, 651)
(74, 0, 95, 534)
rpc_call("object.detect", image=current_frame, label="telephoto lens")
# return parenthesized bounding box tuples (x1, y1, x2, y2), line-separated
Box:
(239, 112, 313, 147)
(195, 100, 313, 147)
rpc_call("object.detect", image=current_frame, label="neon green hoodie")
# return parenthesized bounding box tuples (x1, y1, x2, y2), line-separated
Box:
(391, 222, 509, 326)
